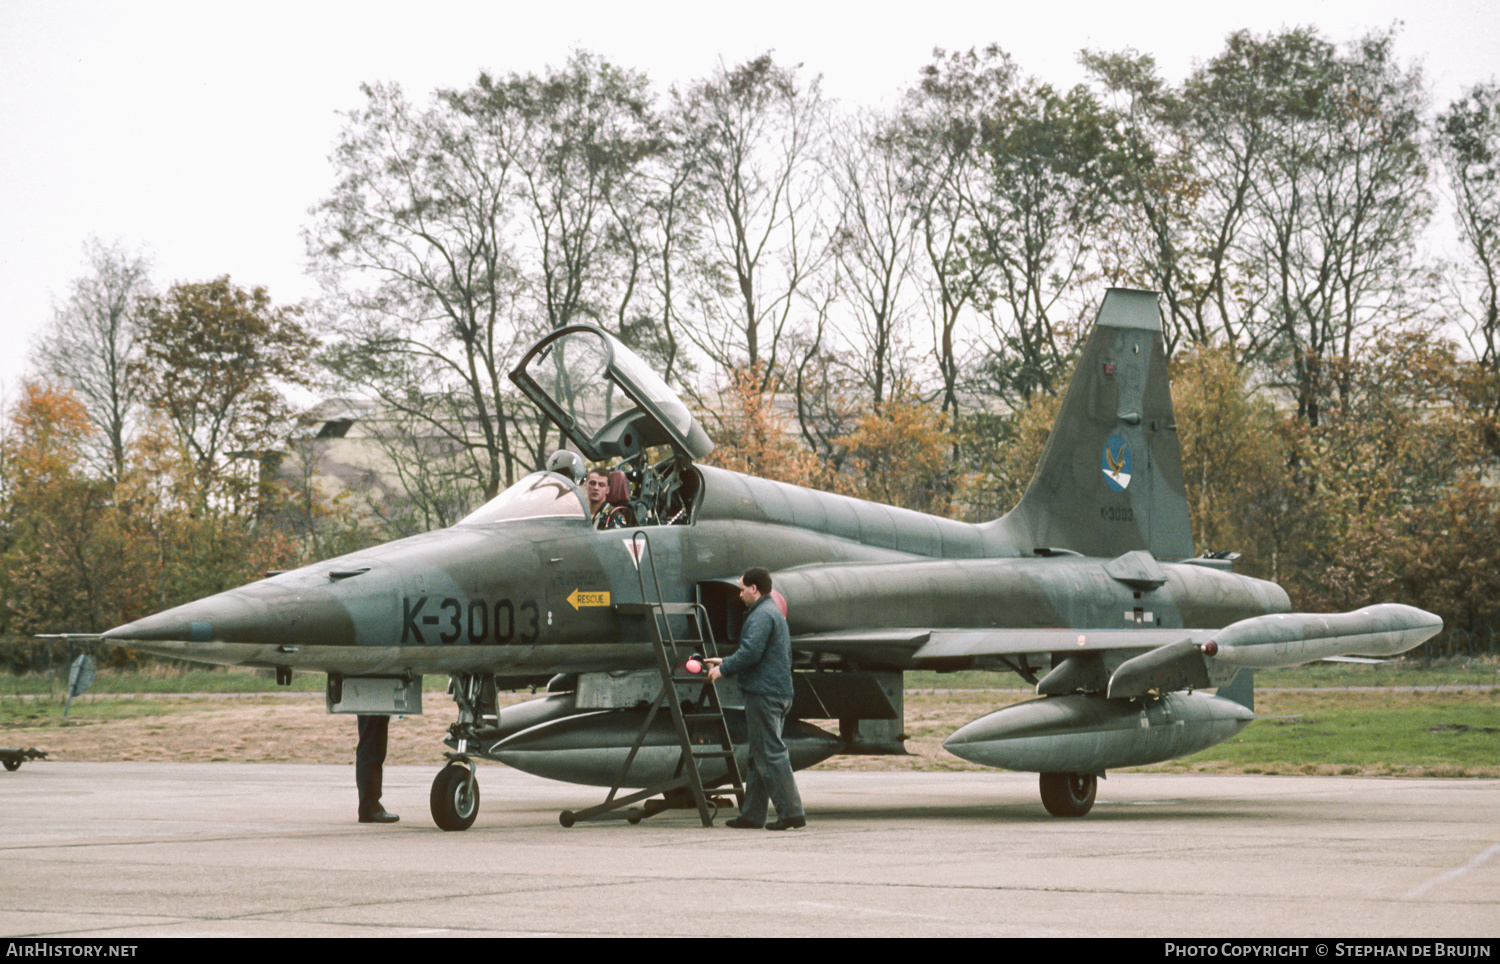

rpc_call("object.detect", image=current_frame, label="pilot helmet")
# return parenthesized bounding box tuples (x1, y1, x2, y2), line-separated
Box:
(546, 449, 586, 481)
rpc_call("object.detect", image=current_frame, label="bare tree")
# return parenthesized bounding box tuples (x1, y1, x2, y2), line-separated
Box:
(827, 110, 922, 412)
(463, 52, 664, 333)
(671, 54, 832, 386)
(966, 78, 1124, 402)
(1083, 48, 1209, 354)
(309, 79, 529, 500)
(896, 46, 1013, 418)
(1237, 29, 1434, 424)
(32, 239, 152, 480)
(309, 56, 664, 497)
(1437, 81, 1500, 372)
(1172, 29, 1306, 355)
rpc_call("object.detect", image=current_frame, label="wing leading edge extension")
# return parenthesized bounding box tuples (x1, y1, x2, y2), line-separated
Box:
(46, 634, 659, 677)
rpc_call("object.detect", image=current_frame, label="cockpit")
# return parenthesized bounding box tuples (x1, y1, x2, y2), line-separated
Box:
(458, 472, 588, 526)
(456, 458, 702, 530)
(507, 325, 712, 530)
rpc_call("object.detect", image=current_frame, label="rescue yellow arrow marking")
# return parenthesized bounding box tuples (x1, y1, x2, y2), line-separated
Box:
(567, 589, 611, 610)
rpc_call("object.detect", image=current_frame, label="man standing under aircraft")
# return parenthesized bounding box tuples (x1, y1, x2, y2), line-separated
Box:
(707, 568, 806, 831)
(356, 714, 398, 824)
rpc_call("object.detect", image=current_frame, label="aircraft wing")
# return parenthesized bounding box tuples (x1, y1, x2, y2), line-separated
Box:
(790, 604, 1442, 695)
(788, 627, 1201, 666)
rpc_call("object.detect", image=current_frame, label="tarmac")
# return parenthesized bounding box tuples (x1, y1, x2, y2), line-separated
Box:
(0, 763, 1495, 938)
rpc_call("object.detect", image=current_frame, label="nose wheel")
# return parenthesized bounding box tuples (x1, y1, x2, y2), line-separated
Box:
(431, 762, 480, 831)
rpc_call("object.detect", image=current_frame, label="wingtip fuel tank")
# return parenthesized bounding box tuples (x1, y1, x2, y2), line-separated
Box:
(1199, 604, 1442, 670)
(1105, 604, 1442, 699)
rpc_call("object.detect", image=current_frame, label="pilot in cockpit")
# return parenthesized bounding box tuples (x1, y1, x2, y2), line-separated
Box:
(585, 468, 611, 525)
(545, 448, 586, 482)
(587, 467, 639, 529)
(544, 449, 654, 530)
(546, 450, 619, 527)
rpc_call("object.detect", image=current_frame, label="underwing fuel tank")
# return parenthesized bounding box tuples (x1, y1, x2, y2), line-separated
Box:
(942, 691, 1254, 773)
(492, 708, 843, 788)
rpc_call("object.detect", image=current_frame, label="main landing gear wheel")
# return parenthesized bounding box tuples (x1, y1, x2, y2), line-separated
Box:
(3, 758, 20, 772)
(431, 764, 480, 831)
(1039, 772, 1097, 817)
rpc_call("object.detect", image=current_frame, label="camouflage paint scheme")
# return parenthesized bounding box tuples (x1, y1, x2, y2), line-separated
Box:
(95, 288, 1441, 821)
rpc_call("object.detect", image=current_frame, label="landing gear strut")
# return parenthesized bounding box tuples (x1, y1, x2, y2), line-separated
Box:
(1039, 772, 1097, 817)
(1, 748, 45, 772)
(429, 672, 490, 831)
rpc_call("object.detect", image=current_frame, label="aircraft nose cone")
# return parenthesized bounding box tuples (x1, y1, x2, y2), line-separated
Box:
(103, 581, 359, 647)
(105, 593, 262, 643)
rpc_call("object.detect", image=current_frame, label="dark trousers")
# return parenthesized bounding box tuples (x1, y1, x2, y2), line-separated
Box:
(740, 692, 804, 824)
(356, 714, 389, 816)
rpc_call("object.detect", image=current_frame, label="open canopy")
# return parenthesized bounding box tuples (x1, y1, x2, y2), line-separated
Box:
(510, 325, 713, 463)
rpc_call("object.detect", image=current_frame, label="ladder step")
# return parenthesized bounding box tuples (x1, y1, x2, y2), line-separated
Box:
(563, 586, 741, 829)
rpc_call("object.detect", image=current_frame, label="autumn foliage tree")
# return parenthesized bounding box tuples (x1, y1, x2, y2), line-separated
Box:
(1275, 334, 1486, 620)
(836, 385, 953, 515)
(0, 381, 306, 661)
(4, 279, 327, 664)
(1392, 478, 1500, 653)
(700, 364, 843, 492)
(135, 277, 316, 510)
(1, 381, 126, 637)
(1170, 346, 1293, 584)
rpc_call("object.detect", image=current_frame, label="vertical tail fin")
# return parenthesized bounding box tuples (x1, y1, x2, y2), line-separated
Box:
(991, 288, 1193, 560)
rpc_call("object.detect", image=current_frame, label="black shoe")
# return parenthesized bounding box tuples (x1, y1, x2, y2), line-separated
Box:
(766, 816, 806, 831)
(724, 816, 763, 829)
(359, 808, 400, 824)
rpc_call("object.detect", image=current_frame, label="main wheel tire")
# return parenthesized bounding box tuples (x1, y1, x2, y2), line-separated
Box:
(1039, 772, 1097, 817)
(430, 765, 480, 831)
(3, 758, 20, 772)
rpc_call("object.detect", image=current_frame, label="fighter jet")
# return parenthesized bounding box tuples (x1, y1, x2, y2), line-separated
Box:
(93, 288, 1442, 828)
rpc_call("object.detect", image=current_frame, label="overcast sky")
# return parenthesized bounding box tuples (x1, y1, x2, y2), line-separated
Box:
(2, 0, 1497, 399)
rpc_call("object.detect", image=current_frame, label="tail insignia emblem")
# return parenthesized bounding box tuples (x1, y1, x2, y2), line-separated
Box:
(1102, 435, 1132, 492)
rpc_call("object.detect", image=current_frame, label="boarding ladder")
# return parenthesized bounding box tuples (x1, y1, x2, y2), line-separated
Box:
(558, 531, 745, 828)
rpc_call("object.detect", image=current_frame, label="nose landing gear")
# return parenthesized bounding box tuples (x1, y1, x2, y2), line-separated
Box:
(431, 758, 480, 831)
